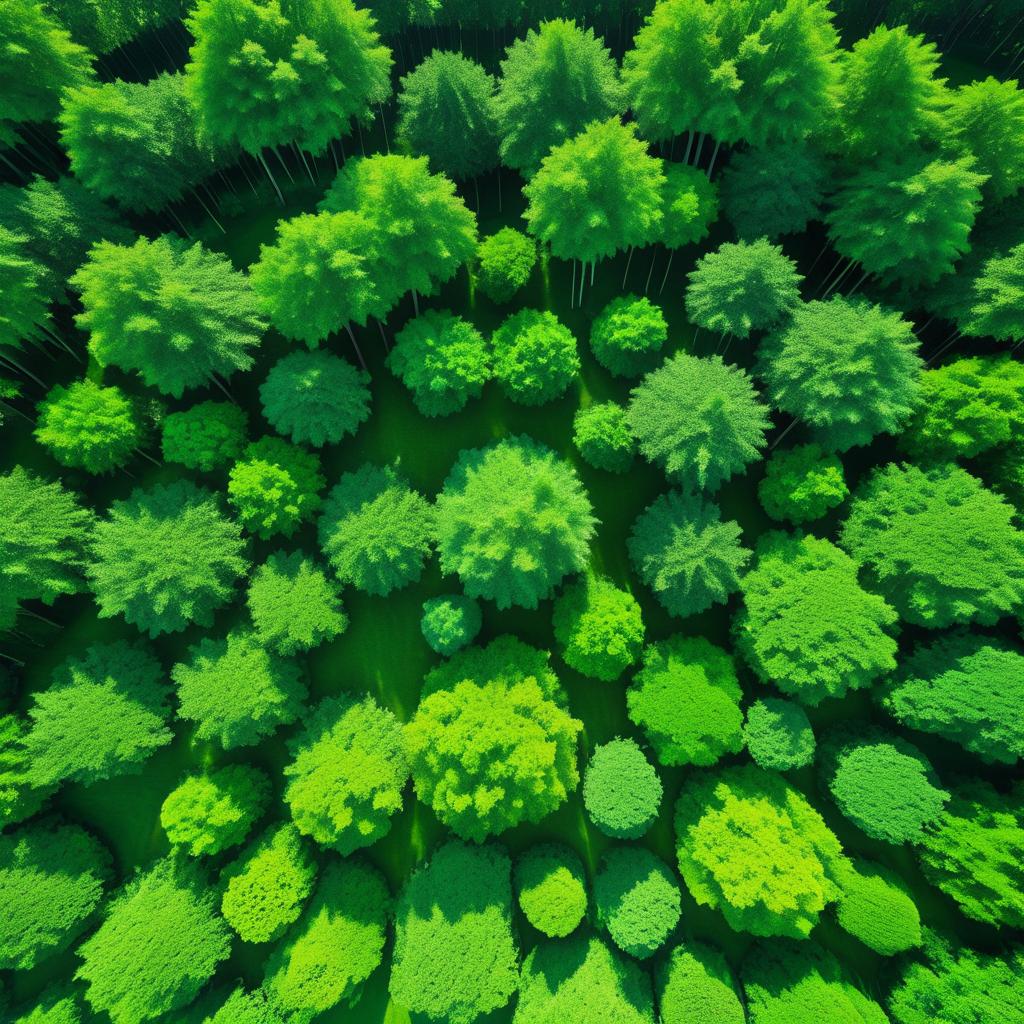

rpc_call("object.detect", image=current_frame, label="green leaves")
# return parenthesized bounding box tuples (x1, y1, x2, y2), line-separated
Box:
(491, 308, 578, 405)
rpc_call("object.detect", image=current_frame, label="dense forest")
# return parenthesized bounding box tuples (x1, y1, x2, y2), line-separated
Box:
(2, 0, 1024, 1021)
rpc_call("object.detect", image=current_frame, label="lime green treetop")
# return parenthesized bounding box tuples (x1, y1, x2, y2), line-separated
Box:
(514, 844, 587, 938)
(658, 942, 745, 1024)
(590, 294, 667, 378)
(583, 737, 662, 839)
(659, 162, 719, 249)
(491, 308, 579, 405)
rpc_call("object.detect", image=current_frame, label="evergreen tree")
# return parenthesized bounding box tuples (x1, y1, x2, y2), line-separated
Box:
(960, 242, 1024, 343)
(0, 227, 51, 352)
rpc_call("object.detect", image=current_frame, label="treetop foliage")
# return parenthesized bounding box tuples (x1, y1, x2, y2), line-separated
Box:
(514, 844, 588, 938)
(475, 226, 537, 303)
(573, 400, 637, 473)
(658, 941, 745, 1024)
(659, 161, 719, 249)
(583, 737, 663, 838)
(589, 294, 667, 378)
(959, 241, 1024, 343)
(743, 698, 816, 772)
(758, 443, 848, 523)
(420, 593, 482, 656)
(161, 401, 248, 473)
(491, 307, 580, 405)
(0, 226, 51, 353)
(834, 857, 922, 956)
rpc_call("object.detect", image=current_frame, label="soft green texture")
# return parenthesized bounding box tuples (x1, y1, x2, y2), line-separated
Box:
(405, 636, 581, 841)
(161, 401, 248, 472)
(491, 308, 579, 405)
(420, 594, 482, 656)
(203, 988, 284, 1024)
(435, 437, 596, 609)
(627, 635, 743, 768)
(476, 227, 537, 303)
(0, 226, 49, 351)
(758, 444, 847, 523)
(514, 844, 587, 938)
(743, 699, 815, 772)
(834, 858, 921, 956)
(589, 295, 667, 378)
(961, 243, 1024, 343)
(572, 402, 636, 473)
(0, 715, 51, 830)
(390, 841, 518, 1024)
(583, 737, 662, 839)
(660, 161, 719, 249)
(11, 991, 83, 1024)
(284, 693, 407, 855)
(658, 942, 745, 1024)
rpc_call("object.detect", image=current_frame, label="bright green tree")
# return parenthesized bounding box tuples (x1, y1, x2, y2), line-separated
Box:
(589, 295, 667, 378)
(201, 988, 284, 1024)
(658, 942, 745, 1024)
(583, 737, 662, 838)
(659, 162, 718, 250)
(572, 402, 636, 473)
(9, 990, 84, 1024)
(476, 227, 537, 303)
(161, 401, 247, 472)
(743, 699, 815, 772)
(514, 845, 587, 938)
(1, 714, 52, 830)
(758, 444, 847, 524)
(959, 242, 1024, 343)
(0, 227, 50, 352)
(420, 594, 482, 655)
(834, 858, 921, 956)
(491, 308, 579, 404)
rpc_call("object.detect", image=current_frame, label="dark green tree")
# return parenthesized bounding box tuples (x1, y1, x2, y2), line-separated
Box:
(758, 444, 847, 524)
(0, 227, 50, 353)
(491, 308, 579, 404)
(514, 844, 587, 939)
(960, 243, 1024, 343)
(589, 295, 667, 378)
(659, 162, 718, 251)
(476, 227, 537, 303)
(0, 714, 52, 829)
(743, 699, 815, 772)
(420, 594, 482, 655)
(161, 401, 247, 472)
(583, 737, 662, 838)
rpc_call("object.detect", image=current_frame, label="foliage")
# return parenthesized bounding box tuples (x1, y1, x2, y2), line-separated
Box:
(674, 765, 843, 939)
(202, 988, 285, 1024)
(435, 437, 595, 609)
(834, 858, 921, 956)
(553, 574, 643, 681)
(0, 226, 50, 352)
(260, 350, 371, 447)
(660, 162, 718, 249)
(759, 444, 847, 523)
(387, 309, 490, 416)
(420, 594, 482, 655)
(247, 550, 346, 655)
(572, 401, 636, 473)
(0, 714, 51, 829)
(24, 640, 170, 788)
(514, 844, 587, 938)
(161, 401, 248, 472)
(658, 942, 745, 1024)
(960, 243, 1024, 343)
(76, 858, 231, 1024)
(840, 462, 1024, 628)
(743, 699, 815, 772)
(589, 294, 667, 378)
(0, 822, 109, 971)
(405, 636, 581, 840)
(89, 480, 247, 637)
(491, 308, 579, 405)
(284, 693, 407, 855)
(476, 227, 537, 303)
(10, 991, 83, 1024)
(390, 841, 518, 1024)
(627, 490, 750, 619)
(173, 630, 307, 749)
(318, 462, 434, 596)
(583, 737, 662, 839)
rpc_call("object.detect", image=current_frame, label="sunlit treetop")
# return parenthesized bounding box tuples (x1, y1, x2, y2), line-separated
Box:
(590, 294, 667, 379)
(960, 242, 1024, 344)
(833, 856, 921, 957)
(658, 941, 745, 1024)
(659, 162, 719, 250)
(475, 226, 537, 303)
(491, 308, 579, 405)
(0, 227, 51, 352)
(758, 444, 848, 524)
(514, 843, 588, 938)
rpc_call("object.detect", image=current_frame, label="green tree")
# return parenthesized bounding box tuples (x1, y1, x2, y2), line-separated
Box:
(583, 737, 662, 839)
(405, 636, 582, 840)
(840, 462, 1024, 628)
(0, 823, 109, 971)
(1, 714, 52, 829)
(284, 694, 407, 855)
(572, 401, 636, 473)
(387, 309, 490, 416)
(735, 533, 898, 705)
(161, 765, 269, 857)
(260, 350, 371, 447)
(420, 594, 482, 655)
(185, 0, 391, 156)
(0, 227, 50, 352)
(173, 630, 307, 749)
(397, 51, 499, 180)
(390, 841, 518, 1024)
(34, 380, 142, 474)
(161, 401, 248, 472)
(758, 444, 847, 523)
(589, 295, 667, 378)
(76, 858, 231, 1024)
(90, 480, 247, 637)
(628, 352, 769, 488)
(10, 990, 84, 1024)
(24, 640, 170, 788)
(318, 463, 434, 596)
(659, 162, 718, 250)
(435, 437, 596, 609)
(476, 227, 537, 303)
(674, 765, 844, 939)
(834, 858, 921, 956)
(658, 942, 745, 1024)
(759, 298, 922, 451)
(743, 699, 815, 772)
(627, 635, 744, 767)
(496, 19, 622, 176)
(960, 243, 1024, 343)
(491, 308, 579, 404)
(201, 988, 284, 1024)
(628, 491, 750, 618)
(73, 235, 266, 398)
(514, 845, 587, 938)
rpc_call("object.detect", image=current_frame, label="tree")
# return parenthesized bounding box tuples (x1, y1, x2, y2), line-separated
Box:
(318, 463, 434, 596)
(759, 298, 922, 451)
(23, 640, 171, 788)
(0, 467, 93, 630)
(879, 632, 1024, 765)
(916, 779, 1024, 928)
(405, 636, 582, 840)
(572, 401, 636, 473)
(491, 308, 579, 404)
(658, 942, 745, 1024)
(35, 380, 142, 474)
(960, 243, 1024, 343)
(173, 630, 306, 750)
(834, 858, 921, 956)
(161, 401, 247, 472)
(514, 845, 587, 938)
(523, 118, 664, 267)
(628, 353, 769, 489)
(476, 227, 537, 303)
(201, 988, 285, 1024)
(674, 765, 844, 939)
(391, 841, 518, 1024)
(397, 51, 499, 181)
(1, 714, 51, 829)
(161, 766, 268, 857)
(553, 574, 644, 680)
(589, 295, 667, 378)
(685, 239, 802, 340)
(89, 480, 247, 637)
(583, 737, 662, 838)
(260, 350, 371, 447)
(264, 858, 388, 1018)
(627, 491, 750, 619)
(435, 437, 596, 609)
(247, 550, 346, 655)
(659, 162, 718, 250)
(420, 594, 482, 655)
(0, 823, 109, 971)
(759, 444, 847, 523)
(284, 694, 407, 855)
(387, 309, 490, 416)
(76, 858, 231, 1024)
(9, 990, 84, 1024)
(840, 463, 1024, 628)
(495, 19, 622, 176)
(221, 824, 316, 944)
(184, 0, 391, 156)
(736, 533, 898, 705)
(627, 635, 744, 767)
(0, 227, 50, 352)
(73, 235, 266, 398)
(743, 699, 815, 772)
(0, 0, 93, 149)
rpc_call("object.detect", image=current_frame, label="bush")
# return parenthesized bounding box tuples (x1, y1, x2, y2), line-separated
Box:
(572, 402, 636, 472)
(758, 444, 848, 524)
(583, 737, 662, 838)
(420, 594, 482, 655)
(161, 401, 247, 472)
(658, 942, 745, 1024)
(476, 226, 537, 303)
(743, 699, 815, 772)
(627, 636, 743, 768)
(514, 844, 588, 938)
(552, 574, 644, 681)
(492, 308, 580, 405)
(834, 858, 921, 956)
(390, 841, 518, 1024)
(590, 295, 667, 378)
